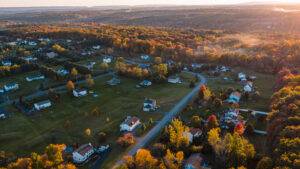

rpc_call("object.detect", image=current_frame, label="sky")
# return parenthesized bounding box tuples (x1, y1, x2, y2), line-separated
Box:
(0, 0, 299, 7)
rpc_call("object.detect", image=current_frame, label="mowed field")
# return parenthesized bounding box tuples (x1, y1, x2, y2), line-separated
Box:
(0, 72, 194, 167)
(206, 67, 275, 111)
(0, 71, 57, 100)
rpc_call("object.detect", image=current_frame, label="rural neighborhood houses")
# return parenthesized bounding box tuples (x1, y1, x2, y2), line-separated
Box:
(0, 108, 9, 119)
(184, 128, 203, 143)
(107, 77, 121, 86)
(73, 88, 88, 97)
(34, 100, 52, 111)
(120, 116, 141, 132)
(168, 76, 182, 84)
(1, 60, 12, 66)
(46, 52, 58, 59)
(4, 83, 19, 92)
(72, 143, 95, 164)
(103, 56, 113, 63)
(140, 54, 151, 61)
(57, 68, 69, 76)
(227, 91, 241, 104)
(139, 80, 152, 87)
(238, 72, 247, 81)
(26, 74, 45, 82)
(143, 98, 157, 112)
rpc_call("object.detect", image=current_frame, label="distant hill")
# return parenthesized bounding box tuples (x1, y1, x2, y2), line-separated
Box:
(1, 5, 300, 34)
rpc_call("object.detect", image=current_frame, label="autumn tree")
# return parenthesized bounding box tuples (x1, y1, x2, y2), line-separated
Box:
(167, 119, 190, 150)
(153, 63, 168, 80)
(85, 128, 91, 137)
(100, 62, 109, 71)
(208, 128, 255, 168)
(198, 85, 212, 102)
(117, 133, 136, 147)
(71, 68, 78, 80)
(207, 114, 219, 130)
(85, 74, 95, 88)
(191, 115, 202, 128)
(154, 57, 162, 64)
(66, 80, 75, 92)
(256, 157, 273, 169)
(6, 144, 75, 169)
(52, 44, 67, 54)
(123, 149, 159, 169)
(163, 149, 184, 169)
(234, 122, 245, 135)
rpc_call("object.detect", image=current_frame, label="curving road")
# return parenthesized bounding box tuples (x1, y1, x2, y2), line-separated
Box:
(114, 72, 207, 167)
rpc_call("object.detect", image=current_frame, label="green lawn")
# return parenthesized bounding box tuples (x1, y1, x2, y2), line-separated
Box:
(0, 72, 194, 168)
(206, 67, 275, 111)
(0, 71, 56, 100)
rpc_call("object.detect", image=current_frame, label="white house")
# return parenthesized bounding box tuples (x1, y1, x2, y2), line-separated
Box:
(92, 45, 101, 50)
(1, 60, 12, 66)
(238, 72, 247, 81)
(86, 62, 96, 70)
(243, 81, 253, 92)
(23, 56, 38, 63)
(73, 89, 88, 97)
(140, 54, 150, 61)
(0, 109, 8, 119)
(103, 56, 112, 63)
(217, 65, 230, 72)
(140, 80, 152, 87)
(28, 41, 37, 46)
(120, 116, 141, 132)
(107, 77, 121, 86)
(72, 143, 95, 163)
(143, 98, 157, 112)
(57, 68, 69, 76)
(227, 91, 241, 104)
(168, 76, 182, 84)
(34, 100, 52, 111)
(26, 74, 45, 82)
(184, 128, 203, 143)
(7, 42, 17, 46)
(46, 52, 58, 59)
(4, 83, 19, 92)
(191, 63, 203, 69)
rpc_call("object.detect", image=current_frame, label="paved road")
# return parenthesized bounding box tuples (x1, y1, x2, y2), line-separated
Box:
(113, 72, 206, 167)
(0, 72, 113, 107)
(254, 129, 267, 135)
(239, 109, 268, 116)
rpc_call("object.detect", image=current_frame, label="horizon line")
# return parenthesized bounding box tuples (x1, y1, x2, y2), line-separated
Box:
(1, 2, 300, 8)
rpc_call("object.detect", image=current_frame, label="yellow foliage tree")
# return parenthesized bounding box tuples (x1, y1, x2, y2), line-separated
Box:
(168, 119, 190, 149)
(66, 80, 75, 91)
(163, 149, 184, 169)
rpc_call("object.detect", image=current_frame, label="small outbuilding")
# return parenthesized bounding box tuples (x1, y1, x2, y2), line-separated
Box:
(34, 100, 52, 111)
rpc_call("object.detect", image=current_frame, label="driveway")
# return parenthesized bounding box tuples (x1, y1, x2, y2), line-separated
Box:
(113, 72, 206, 167)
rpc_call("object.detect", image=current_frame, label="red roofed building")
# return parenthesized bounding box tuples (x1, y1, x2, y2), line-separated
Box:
(72, 143, 94, 163)
(120, 116, 141, 132)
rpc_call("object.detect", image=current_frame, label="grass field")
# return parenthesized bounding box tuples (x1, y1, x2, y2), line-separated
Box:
(0, 71, 56, 100)
(206, 67, 275, 111)
(0, 72, 194, 168)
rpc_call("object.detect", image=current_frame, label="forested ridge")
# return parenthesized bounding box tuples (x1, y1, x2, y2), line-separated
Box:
(3, 24, 300, 74)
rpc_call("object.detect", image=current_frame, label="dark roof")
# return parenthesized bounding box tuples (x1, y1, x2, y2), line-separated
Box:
(75, 144, 93, 156)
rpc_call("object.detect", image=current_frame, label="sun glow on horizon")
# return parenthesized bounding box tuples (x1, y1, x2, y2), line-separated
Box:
(1, 0, 300, 7)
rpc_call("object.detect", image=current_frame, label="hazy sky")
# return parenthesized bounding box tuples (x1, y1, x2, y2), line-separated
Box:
(0, 0, 299, 7)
